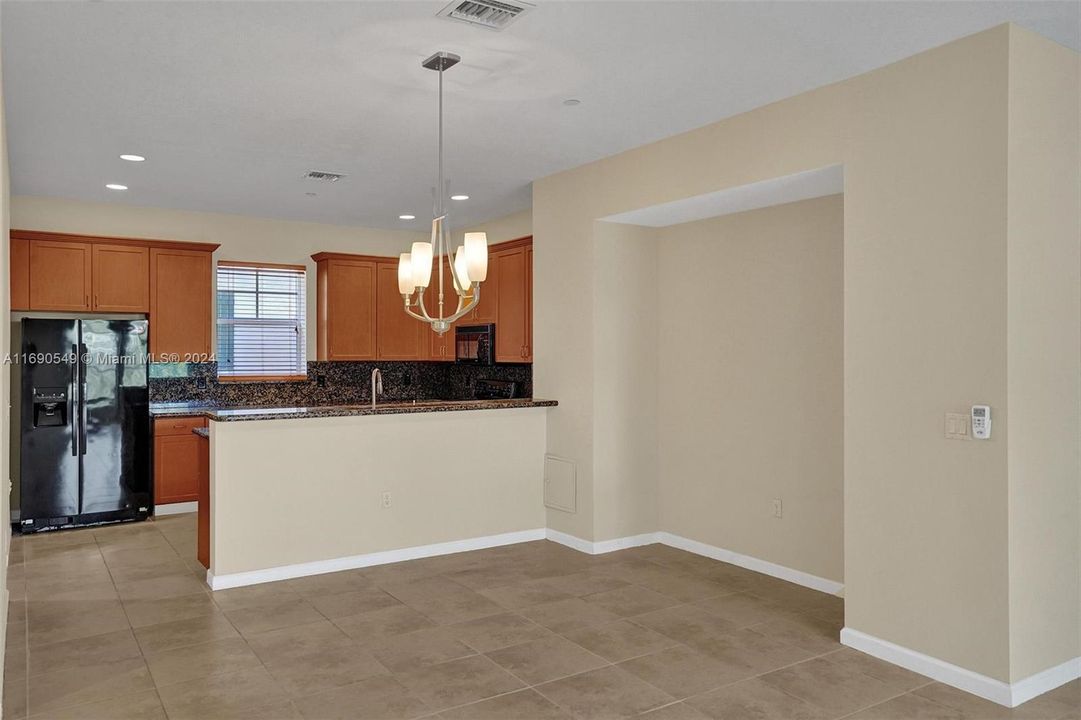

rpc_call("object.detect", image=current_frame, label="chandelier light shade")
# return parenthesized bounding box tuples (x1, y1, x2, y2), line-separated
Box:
(410, 241, 434, 288)
(453, 246, 471, 288)
(463, 232, 489, 282)
(398, 253, 416, 295)
(398, 51, 489, 335)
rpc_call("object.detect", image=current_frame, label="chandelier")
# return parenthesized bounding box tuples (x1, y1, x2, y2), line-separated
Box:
(397, 51, 488, 335)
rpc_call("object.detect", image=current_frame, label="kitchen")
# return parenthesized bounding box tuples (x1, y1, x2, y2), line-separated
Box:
(9, 219, 552, 577)
(2, 2, 1080, 720)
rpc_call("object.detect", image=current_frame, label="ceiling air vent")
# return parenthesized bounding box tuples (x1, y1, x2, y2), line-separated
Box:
(304, 170, 345, 182)
(437, 0, 534, 31)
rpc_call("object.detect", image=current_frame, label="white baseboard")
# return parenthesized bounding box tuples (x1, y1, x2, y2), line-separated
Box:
(207, 528, 547, 590)
(155, 502, 197, 516)
(841, 627, 1081, 708)
(545, 529, 659, 555)
(1010, 656, 1081, 707)
(545, 528, 843, 596)
(658, 532, 844, 595)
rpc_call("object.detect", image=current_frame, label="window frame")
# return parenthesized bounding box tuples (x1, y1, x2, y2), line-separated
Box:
(215, 260, 308, 382)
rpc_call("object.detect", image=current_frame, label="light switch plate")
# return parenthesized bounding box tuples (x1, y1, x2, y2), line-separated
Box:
(945, 413, 970, 440)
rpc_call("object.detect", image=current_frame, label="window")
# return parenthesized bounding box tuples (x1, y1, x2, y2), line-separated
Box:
(216, 262, 306, 379)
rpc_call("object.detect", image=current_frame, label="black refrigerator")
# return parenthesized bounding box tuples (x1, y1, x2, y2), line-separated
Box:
(19, 318, 152, 532)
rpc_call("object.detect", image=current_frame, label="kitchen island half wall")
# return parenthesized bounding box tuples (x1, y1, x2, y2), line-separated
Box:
(207, 404, 551, 588)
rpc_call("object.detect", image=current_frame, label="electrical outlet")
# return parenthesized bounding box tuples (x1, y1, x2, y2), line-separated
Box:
(195, 377, 208, 389)
(316, 375, 327, 388)
(772, 498, 783, 519)
(381, 492, 392, 509)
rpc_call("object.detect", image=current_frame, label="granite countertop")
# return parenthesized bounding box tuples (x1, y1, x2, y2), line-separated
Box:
(192, 427, 209, 439)
(151, 399, 557, 422)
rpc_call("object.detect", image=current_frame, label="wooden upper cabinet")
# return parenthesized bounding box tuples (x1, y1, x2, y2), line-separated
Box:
(10, 236, 29, 311)
(494, 243, 530, 363)
(524, 244, 533, 362)
(471, 258, 499, 324)
(150, 248, 213, 357)
(426, 256, 457, 361)
(316, 255, 376, 360)
(10, 231, 219, 321)
(28, 240, 93, 311)
(92, 244, 149, 312)
(376, 260, 426, 360)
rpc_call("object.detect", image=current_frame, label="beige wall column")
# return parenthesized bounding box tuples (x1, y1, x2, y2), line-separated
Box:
(535, 25, 1079, 689)
(591, 221, 659, 541)
(0, 44, 11, 708)
(1004, 27, 1081, 682)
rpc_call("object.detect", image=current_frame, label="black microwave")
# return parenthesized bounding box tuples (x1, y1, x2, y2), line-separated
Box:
(455, 324, 494, 365)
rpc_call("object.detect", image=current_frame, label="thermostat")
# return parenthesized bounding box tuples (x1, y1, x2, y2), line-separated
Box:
(971, 405, 991, 440)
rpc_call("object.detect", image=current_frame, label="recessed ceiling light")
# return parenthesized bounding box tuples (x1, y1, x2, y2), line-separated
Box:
(119, 154, 145, 162)
(399, 214, 416, 220)
(305, 192, 317, 197)
(562, 98, 581, 106)
(105, 183, 128, 190)
(450, 195, 469, 201)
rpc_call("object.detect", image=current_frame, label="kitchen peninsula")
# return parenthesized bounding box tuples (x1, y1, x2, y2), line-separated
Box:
(152, 399, 556, 590)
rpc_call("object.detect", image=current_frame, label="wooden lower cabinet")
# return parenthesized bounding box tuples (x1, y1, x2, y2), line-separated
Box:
(197, 432, 210, 569)
(153, 416, 207, 505)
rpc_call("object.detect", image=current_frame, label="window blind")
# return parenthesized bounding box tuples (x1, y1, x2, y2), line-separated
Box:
(216, 262, 306, 377)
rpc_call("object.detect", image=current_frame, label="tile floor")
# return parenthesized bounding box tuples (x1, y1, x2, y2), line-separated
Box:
(3, 514, 1078, 719)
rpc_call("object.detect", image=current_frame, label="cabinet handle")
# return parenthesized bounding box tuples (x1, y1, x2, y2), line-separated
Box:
(85, 294, 89, 307)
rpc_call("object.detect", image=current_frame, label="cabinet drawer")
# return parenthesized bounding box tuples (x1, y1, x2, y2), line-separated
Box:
(154, 416, 207, 437)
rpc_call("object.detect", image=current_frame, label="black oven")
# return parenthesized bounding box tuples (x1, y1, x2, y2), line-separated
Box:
(455, 324, 495, 365)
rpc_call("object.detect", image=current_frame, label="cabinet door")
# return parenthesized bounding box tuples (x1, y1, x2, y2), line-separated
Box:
(150, 249, 212, 358)
(471, 256, 499, 324)
(426, 256, 457, 361)
(524, 244, 533, 362)
(494, 246, 529, 363)
(376, 260, 426, 360)
(29, 240, 92, 311)
(154, 434, 201, 504)
(93, 244, 150, 312)
(10, 237, 30, 311)
(323, 259, 376, 360)
(197, 434, 210, 568)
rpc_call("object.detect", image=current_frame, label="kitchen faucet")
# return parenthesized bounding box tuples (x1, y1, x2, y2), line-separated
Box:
(371, 368, 383, 409)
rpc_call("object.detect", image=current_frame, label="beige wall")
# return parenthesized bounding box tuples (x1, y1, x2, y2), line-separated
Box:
(0, 37, 11, 702)
(452, 208, 531, 248)
(1004, 28, 1081, 681)
(210, 409, 547, 576)
(533, 24, 1079, 683)
(657, 195, 844, 583)
(10, 195, 426, 360)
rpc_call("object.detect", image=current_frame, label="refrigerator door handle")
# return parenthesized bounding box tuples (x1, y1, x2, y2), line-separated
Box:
(79, 343, 88, 456)
(71, 344, 79, 457)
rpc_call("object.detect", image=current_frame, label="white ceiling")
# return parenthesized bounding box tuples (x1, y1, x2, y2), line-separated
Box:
(602, 164, 843, 227)
(2, 1, 1077, 231)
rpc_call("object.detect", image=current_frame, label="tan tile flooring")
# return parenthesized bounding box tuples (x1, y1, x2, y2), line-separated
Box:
(3, 514, 1078, 719)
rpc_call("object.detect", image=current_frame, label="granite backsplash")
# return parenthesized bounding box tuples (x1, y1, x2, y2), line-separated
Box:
(149, 361, 532, 406)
